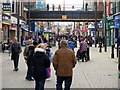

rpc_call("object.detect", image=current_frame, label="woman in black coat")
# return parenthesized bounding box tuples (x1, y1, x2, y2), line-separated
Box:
(33, 43, 50, 90)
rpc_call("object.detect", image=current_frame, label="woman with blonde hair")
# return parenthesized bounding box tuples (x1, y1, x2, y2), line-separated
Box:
(32, 43, 50, 90)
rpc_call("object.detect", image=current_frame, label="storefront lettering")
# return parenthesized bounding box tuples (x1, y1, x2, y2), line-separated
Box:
(2, 14, 11, 23)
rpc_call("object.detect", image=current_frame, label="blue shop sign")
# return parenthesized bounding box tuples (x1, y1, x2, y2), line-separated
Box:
(114, 14, 120, 28)
(31, 21, 35, 31)
(115, 14, 120, 20)
(38, 2, 42, 6)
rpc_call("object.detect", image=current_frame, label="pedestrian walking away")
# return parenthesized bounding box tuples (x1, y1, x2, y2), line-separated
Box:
(79, 38, 87, 62)
(32, 43, 50, 90)
(53, 40, 77, 90)
(11, 37, 22, 71)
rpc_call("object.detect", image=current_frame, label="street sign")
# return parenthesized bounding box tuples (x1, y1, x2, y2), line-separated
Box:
(31, 21, 35, 31)
(2, 3, 11, 13)
(40, 24, 44, 29)
(62, 15, 67, 20)
(38, 2, 42, 6)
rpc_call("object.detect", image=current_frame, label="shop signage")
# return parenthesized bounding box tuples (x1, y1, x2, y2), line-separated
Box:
(40, 24, 44, 29)
(21, 24, 28, 31)
(102, 18, 108, 23)
(107, 15, 114, 21)
(115, 14, 120, 20)
(10, 24, 17, 30)
(114, 19, 120, 28)
(114, 14, 120, 28)
(2, 3, 11, 13)
(2, 14, 11, 24)
(31, 21, 35, 31)
(62, 15, 67, 20)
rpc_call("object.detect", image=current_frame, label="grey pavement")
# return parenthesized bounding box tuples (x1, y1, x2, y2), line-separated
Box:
(1, 45, 119, 89)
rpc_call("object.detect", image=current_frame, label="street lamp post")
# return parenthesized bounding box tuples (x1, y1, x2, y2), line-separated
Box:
(63, 0, 65, 11)
(73, 22, 75, 35)
(17, 1, 20, 42)
(104, 0, 107, 52)
(28, 2, 31, 37)
(83, 0, 84, 10)
(95, 0, 97, 47)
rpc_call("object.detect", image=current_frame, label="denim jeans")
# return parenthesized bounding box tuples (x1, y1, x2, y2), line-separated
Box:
(56, 76, 72, 90)
(26, 62, 33, 79)
(35, 79, 46, 90)
(13, 54, 19, 69)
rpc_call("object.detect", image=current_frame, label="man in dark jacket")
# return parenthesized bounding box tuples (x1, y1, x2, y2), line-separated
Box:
(11, 37, 22, 71)
(33, 43, 50, 90)
(23, 39, 35, 81)
(53, 40, 76, 90)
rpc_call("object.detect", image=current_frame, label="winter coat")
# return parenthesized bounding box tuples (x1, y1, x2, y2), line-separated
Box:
(32, 48, 50, 80)
(23, 45, 35, 65)
(80, 41, 87, 52)
(68, 40, 75, 50)
(11, 42, 22, 54)
(11, 42, 22, 60)
(53, 46, 76, 77)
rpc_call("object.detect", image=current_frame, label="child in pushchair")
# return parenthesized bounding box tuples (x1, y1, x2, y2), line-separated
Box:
(76, 48, 90, 62)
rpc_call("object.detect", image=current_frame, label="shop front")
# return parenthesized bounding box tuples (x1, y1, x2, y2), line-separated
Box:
(21, 24, 28, 37)
(9, 24, 17, 41)
(107, 15, 115, 46)
(102, 17, 113, 46)
(2, 13, 11, 44)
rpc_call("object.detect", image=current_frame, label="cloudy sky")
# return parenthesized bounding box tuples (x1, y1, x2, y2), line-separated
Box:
(45, 0, 83, 25)
(46, 0, 83, 5)
(46, 0, 83, 11)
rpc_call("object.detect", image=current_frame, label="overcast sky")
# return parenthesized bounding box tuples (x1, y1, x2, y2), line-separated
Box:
(46, 0, 83, 5)
(45, 0, 83, 25)
(46, 0, 83, 11)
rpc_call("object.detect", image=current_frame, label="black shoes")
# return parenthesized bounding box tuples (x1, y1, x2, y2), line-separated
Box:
(25, 77, 34, 81)
(13, 68, 19, 71)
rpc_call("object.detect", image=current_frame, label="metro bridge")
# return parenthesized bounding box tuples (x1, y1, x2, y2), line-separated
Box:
(26, 10, 103, 22)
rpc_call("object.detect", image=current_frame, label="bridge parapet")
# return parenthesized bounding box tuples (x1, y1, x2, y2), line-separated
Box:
(26, 10, 103, 22)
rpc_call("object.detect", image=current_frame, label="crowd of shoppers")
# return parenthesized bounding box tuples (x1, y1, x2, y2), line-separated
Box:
(3, 33, 120, 90)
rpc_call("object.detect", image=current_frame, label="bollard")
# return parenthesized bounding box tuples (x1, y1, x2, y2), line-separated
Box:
(99, 42, 102, 53)
(117, 44, 119, 57)
(111, 44, 115, 58)
(58, 39, 60, 49)
(0, 44, 2, 52)
(86, 47, 90, 61)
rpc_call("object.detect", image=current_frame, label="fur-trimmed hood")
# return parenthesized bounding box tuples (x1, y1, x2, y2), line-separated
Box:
(35, 48, 46, 53)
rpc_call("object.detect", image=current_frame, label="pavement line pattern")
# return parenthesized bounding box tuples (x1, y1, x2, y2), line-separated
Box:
(80, 63, 95, 88)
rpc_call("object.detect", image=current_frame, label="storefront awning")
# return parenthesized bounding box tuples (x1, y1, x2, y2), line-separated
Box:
(21, 26, 32, 32)
(2, 22, 11, 25)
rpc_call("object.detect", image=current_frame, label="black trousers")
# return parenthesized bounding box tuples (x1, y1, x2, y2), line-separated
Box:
(81, 51, 87, 62)
(13, 54, 19, 69)
(26, 62, 33, 79)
